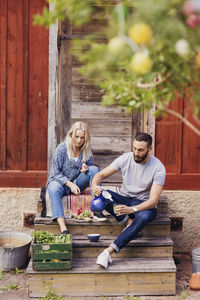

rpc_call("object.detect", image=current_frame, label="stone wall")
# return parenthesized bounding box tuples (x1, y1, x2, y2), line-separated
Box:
(164, 190, 200, 253)
(0, 188, 199, 253)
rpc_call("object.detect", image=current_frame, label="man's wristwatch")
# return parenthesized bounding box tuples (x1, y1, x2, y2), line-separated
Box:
(132, 206, 138, 213)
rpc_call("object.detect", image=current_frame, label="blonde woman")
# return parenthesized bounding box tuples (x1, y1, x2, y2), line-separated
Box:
(47, 121, 104, 234)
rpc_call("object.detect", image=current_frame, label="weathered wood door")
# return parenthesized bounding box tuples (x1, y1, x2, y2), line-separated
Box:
(155, 97, 200, 190)
(0, 0, 48, 187)
(57, 18, 142, 184)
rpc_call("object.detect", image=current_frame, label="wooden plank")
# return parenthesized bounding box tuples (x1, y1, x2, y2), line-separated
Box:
(57, 20, 72, 143)
(73, 245, 173, 259)
(155, 97, 183, 174)
(0, 170, 47, 187)
(72, 236, 173, 258)
(182, 98, 200, 173)
(28, 258, 176, 297)
(91, 136, 131, 153)
(164, 173, 200, 190)
(72, 84, 103, 102)
(71, 101, 130, 119)
(0, 0, 7, 170)
(28, 0, 48, 170)
(6, 0, 25, 170)
(34, 214, 171, 237)
(71, 119, 132, 136)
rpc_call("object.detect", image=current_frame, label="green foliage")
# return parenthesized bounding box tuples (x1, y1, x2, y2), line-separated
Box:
(0, 271, 4, 280)
(34, 0, 200, 134)
(32, 231, 71, 244)
(39, 280, 65, 300)
(33, 0, 94, 27)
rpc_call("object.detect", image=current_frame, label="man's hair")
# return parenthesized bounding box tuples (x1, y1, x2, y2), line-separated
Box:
(134, 132, 152, 147)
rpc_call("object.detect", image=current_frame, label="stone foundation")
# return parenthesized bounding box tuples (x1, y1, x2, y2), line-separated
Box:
(0, 188, 199, 252)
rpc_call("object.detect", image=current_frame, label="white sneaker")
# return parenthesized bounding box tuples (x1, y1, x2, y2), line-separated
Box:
(96, 250, 112, 268)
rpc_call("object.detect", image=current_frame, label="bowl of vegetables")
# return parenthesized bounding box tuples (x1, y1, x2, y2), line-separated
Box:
(73, 209, 93, 222)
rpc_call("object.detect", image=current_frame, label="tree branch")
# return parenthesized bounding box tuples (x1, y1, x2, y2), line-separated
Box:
(136, 73, 171, 89)
(163, 107, 200, 136)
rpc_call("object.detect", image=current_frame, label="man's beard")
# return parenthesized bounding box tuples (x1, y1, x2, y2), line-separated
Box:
(134, 150, 149, 163)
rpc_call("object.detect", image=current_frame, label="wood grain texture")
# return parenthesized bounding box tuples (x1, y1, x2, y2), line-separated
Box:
(28, 258, 176, 297)
(0, 0, 7, 170)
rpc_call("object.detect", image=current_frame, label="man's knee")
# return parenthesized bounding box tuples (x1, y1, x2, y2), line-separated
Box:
(136, 209, 156, 223)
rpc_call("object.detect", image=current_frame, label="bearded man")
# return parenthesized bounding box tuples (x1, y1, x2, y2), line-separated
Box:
(91, 132, 166, 268)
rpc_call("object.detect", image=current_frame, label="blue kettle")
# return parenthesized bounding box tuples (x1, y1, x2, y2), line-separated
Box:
(90, 190, 113, 212)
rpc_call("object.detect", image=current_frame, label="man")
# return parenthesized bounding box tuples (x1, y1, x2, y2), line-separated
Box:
(91, 132, 166, 268)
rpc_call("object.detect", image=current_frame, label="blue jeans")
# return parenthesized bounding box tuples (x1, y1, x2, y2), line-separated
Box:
(105, 190, 157, 253)
(47, 165, 99, 220)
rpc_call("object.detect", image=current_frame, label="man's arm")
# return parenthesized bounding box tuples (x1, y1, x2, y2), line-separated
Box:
(115, 183, 163, 215)
(92, 165, 116, 196)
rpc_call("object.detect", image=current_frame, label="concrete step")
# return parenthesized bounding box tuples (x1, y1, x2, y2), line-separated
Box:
(72, 235, 173, 258)
(34, 213, 171, 237)
(28, 257, 176, 297)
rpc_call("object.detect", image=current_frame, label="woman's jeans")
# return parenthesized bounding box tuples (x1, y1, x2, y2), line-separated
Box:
(47, 166, 99, 220)
(105, 190, 157, 253)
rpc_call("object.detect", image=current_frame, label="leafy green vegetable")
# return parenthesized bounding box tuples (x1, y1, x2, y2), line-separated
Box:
(32, 231, 71, 244)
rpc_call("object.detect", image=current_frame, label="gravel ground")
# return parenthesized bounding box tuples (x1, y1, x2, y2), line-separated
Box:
(0, 253, 200, 300)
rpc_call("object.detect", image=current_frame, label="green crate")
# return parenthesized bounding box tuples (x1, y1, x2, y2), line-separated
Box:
(32, 235, 72, 271)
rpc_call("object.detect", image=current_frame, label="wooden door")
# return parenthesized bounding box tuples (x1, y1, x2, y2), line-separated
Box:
(0, 0, 49, 187)
(155, 96, 200, 190)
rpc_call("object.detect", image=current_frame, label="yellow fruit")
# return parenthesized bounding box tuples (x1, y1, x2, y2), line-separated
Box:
(128, 23, 152, 45)
(130, 53, 153, 75)
(175, 39, 190, 57)
(195, 52, 200, 67)
(108, 37, 126, 55)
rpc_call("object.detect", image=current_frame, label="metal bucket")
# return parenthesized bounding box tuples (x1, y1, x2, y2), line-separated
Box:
(0, 231, 32, 271)
(192, 247, 200, 273)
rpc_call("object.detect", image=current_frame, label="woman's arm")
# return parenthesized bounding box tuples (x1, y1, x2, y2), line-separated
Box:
(51, 144, 70, 185)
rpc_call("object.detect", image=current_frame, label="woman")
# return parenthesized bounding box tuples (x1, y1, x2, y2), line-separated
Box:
(47, 121, 100, 234)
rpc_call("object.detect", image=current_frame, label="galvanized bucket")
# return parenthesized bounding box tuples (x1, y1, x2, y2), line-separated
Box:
(0, 231, 32, 271)
(192, 247, 200, 273)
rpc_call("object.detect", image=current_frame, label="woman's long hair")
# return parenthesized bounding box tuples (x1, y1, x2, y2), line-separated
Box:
(65, 121, 92, 162)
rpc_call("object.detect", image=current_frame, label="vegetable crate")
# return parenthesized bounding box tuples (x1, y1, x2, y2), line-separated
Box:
(32, 235, 72, 271)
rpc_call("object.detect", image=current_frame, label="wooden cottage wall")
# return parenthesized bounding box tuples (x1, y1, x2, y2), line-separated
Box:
(58, 14, 142, 184)
(0, 0, 48, 187)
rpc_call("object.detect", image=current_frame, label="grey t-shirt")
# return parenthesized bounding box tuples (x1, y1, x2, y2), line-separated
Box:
(110, 153, 166, 201)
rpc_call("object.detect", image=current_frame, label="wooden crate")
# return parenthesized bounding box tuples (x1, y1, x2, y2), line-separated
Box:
(32, 236, 72, 271)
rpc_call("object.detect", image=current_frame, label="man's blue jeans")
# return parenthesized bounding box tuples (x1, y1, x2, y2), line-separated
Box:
(105, 190, 157, 253)
(47, 166, 99, 220)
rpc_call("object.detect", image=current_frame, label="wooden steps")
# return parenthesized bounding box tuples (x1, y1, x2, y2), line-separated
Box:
(28, 194, 176, 297)
(28, 258, 176, 297)
(72, 235, 173, 258)
(34, 214, 171, 237)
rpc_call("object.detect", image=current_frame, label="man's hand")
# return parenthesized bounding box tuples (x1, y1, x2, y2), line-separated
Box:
(114, 205, 133, 216)
(66, 181, 80, 195)
(92, 185, 102, 196)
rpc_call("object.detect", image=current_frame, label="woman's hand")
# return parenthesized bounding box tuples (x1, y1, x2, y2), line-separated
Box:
(92, 185, 102, 196)
(80, 163, 88, 173)
(114, 205, 133, 216)
(66, 181, 80, 195)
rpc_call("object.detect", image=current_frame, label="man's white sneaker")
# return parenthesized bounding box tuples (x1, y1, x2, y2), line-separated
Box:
(93, 211, 107, 221)
(96, 250, 112, 268)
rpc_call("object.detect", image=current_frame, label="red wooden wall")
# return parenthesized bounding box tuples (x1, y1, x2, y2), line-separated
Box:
(155, 97, 200, 190)
(0, 0, 48, 187)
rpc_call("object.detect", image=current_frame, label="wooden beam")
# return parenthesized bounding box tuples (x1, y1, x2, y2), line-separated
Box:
(0, 0, 7, 170)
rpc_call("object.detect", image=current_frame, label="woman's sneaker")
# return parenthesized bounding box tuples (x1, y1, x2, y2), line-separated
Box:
(96, 250, 112, 268)
(93, 211, 107, 221)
